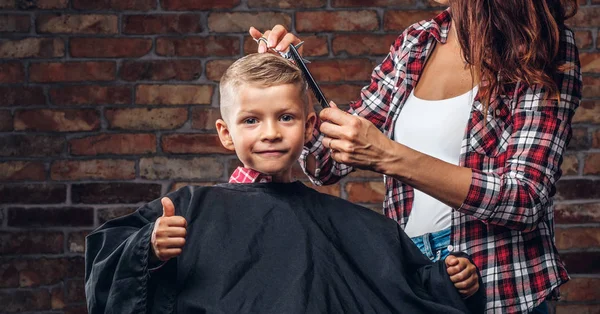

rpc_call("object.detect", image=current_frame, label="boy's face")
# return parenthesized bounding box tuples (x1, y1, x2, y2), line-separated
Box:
(216, 83, 316, 182)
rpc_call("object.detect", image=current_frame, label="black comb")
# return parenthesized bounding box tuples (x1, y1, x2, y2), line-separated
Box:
(288, 44, 330, 109)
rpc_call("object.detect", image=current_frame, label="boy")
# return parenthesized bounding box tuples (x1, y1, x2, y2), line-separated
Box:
(85, 53, 484, 313)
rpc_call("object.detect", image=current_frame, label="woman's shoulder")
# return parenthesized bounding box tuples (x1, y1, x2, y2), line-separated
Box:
(393, 10, 450, 54)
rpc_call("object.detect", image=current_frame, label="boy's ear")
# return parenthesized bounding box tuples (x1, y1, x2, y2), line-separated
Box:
(303, 112, 317, 144)
(215, 119, 236, 151)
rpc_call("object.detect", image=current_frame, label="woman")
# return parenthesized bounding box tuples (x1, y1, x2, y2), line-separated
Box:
(250, 0, 581, 313)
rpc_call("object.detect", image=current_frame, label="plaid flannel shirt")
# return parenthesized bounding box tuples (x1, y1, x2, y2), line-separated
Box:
(300, 9, 581, 313)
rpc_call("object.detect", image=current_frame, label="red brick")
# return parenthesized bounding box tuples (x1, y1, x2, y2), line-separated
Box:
(156, 36, 240, 57)
(0, 135, 65, 157)
(318, 84, 363, 104)
(98, 207, 137, 224)
(384, 10, 440, 31)
(205, 59, 235, 81)
(208, 12, 291, 33)
(561, 252, 600, 273)
(583, 153, 600, 175)
(140, 157, 224, 180)
(0, 257, 83, 289)
(555, 304, 600, 314)
(136, 84, 213, 105)
(568, 128, 590, 150)
(0, 86, 46, 106)
(50, 85, 131, 106)
(308, 59, 374, 82)
(560, 277, 600, 301)
(580, 53, 600, 73)
(0, 231, 64, 254)
(34, 0, 69, 9)
(105, 108, 188, 130)
(51, 159, 135, 180)
(0, 289, 51, 312)
(123, 14, 201, 34)
(556, 227, 600, 250)
(0, 62, 24, 83)
(333, 34, 399, 56)
(573, 101, 600, 124)
(242, 35, 328, 57)
(30, 61, 116, 83)
(69, 133, 156, 156)
(72, 183, 161, 204)
(65, 278, 85, 303)
(555, 202, 600, 224)
(0, 14, 30, 32)
(0, 110, 12, 131)
(162, 134, 232, 154)
(0, 38, 64, 58)
(556, 179, 600, 200)
(296, 11, 378, 32)
(36, 14, 118, 34)
(583, 76, 600, 98)
(121, 60, 202, 81)
(0, 0, 13, 8)
(574, 30, 593, 50)
(0, 184, 66, 204)
(8, 207, 94, 227)
(191, 107, 221, 130)
(248, 0, 325, 8)
(14, 109, 100, 132)
(332, 0, 414, 6)
(160, 0, 240, 10)
(67, 231, 89, 253)
(73, 0, 155, 10)
(594, 130, 600, 148)
(561, 154, 579, 176)
(0, 161, 46, 181)
(346, 181, 385, 203)
(70, 38, 152, 58)
(51, 286, 64, 310)
(566, 7, 600, 28)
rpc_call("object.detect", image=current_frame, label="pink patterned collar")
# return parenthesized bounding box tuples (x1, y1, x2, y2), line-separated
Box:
(228, 167, 273, 184)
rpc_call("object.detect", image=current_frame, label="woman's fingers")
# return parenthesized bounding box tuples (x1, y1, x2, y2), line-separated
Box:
(267, 25, 288, 48)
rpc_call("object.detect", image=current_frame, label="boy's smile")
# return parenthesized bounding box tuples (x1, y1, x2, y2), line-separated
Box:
(216, 83, 316, 182)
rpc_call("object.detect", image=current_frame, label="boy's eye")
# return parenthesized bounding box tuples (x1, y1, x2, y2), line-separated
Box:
(280, 114, 294, 122)
(243, 118, 257, 124)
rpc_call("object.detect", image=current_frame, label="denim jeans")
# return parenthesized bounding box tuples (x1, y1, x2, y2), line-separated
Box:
(409, 227, 451, 262)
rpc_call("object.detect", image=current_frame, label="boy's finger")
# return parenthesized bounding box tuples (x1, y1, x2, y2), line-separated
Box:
(449, 267, 474, 282)
(453, 274, 477, 289)
(445, 255, 459, 267)
(446, 264, 464, 276)
(163, 216, 187, 228)
(165, 226, 187, 238)
(161, 197, 175, 217)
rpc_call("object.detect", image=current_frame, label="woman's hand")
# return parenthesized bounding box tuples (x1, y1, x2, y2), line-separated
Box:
(249, 25, 304, 55)
(320, 102, 400, 174)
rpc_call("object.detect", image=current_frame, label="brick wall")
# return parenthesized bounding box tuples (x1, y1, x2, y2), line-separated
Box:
(0, 0, 598, 312)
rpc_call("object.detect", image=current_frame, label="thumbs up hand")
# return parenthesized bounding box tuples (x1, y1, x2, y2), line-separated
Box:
(150, 197, 188, 262)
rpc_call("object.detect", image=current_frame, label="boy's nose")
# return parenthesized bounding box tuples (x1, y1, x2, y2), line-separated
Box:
(261, 121, 282, 141)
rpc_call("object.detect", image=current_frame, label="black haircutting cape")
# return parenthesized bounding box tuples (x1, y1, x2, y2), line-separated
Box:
(85, 181, 484, 314)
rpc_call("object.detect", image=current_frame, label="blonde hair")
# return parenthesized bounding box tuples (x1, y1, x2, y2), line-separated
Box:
(219, 53, 309, 121)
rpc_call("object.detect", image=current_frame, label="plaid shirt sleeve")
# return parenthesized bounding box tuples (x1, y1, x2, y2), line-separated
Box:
(457, 29, 582, 232)
(300, 33, 405, 185)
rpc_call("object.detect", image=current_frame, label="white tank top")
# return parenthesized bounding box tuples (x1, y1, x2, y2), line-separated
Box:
(393, 86, 477, 238)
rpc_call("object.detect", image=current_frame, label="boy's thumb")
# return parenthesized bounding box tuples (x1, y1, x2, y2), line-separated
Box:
(161, 197, 175, 217)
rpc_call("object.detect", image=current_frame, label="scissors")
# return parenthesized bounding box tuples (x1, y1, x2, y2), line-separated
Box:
(254, 38, 330, 109)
